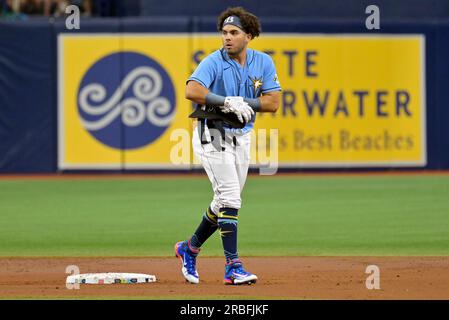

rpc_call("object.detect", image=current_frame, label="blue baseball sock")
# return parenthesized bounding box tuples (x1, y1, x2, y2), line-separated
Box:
(189, 207, 218, 251)
(217, 207, 239, 263)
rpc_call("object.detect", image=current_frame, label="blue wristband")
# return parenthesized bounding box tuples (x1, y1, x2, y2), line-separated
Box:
(244, 98, 261, 112)
(205, 93, 226, 107)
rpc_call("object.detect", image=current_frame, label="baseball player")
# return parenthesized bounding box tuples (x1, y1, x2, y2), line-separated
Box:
(175, 7, 281, 285)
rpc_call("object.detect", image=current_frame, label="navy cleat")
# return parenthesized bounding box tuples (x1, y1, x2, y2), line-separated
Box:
(174, 240, 200, 284)
(224, 259, 258, 285)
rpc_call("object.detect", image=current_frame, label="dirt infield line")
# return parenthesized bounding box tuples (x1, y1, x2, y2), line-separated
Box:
(1, 170, 449, 181)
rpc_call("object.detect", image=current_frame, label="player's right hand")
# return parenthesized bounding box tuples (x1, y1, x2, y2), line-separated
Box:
(222, 97, 255, 123)
(238, 102, 254, 123)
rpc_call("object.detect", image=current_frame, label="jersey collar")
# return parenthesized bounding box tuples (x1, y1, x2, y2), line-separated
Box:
(221, 48, 255, 67)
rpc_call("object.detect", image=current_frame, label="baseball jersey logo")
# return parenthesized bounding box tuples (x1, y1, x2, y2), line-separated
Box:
(77, 51, 176, 150)
(249, 76, 263, 95)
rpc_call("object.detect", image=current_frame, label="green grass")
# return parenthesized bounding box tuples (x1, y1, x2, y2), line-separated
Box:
(0, 175, 448, 256)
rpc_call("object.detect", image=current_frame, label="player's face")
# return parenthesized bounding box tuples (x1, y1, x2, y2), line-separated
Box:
(221, 25, 251, 57)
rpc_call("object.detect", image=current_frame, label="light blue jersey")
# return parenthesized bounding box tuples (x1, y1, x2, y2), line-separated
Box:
(188, 48, 282, 133)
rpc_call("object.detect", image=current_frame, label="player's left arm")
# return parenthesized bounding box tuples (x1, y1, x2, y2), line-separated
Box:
(257, 91, 280, 113)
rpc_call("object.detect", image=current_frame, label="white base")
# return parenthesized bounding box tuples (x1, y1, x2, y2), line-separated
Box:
(66, 272, 157, 284)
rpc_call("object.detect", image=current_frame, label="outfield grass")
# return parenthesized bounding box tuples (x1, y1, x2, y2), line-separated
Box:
(0, 175, 448, 256)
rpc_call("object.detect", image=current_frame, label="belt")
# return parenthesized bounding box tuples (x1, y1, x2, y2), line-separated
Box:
(198, 119, 237, 151)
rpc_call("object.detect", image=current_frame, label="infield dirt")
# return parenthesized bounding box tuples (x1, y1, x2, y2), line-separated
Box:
(1, 257, 448, 299)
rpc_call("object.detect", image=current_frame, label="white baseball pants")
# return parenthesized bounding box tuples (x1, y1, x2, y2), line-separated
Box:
(192, 124, 251, 213)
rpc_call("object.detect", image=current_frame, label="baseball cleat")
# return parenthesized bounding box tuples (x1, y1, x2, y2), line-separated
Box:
(174, 241, 200, 284)
(224, 259, 258, 285)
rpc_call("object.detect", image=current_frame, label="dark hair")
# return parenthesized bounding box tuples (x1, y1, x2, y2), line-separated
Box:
(217, 7, 261, 39)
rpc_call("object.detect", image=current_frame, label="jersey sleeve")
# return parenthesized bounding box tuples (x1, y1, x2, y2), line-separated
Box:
(187, 55, 218, 89)
(261, 55, 282, 94)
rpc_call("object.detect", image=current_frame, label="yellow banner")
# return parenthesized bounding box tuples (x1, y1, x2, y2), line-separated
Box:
(193, 34, 426, 167)
(58, 34, 425, 169)
(58, 35, 192, 169)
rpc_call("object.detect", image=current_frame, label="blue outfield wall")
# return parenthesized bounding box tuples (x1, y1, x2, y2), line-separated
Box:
(0, 17, 449, 172)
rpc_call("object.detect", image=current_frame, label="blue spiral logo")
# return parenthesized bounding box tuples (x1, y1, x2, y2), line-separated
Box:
(77, 52, 176, 150)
